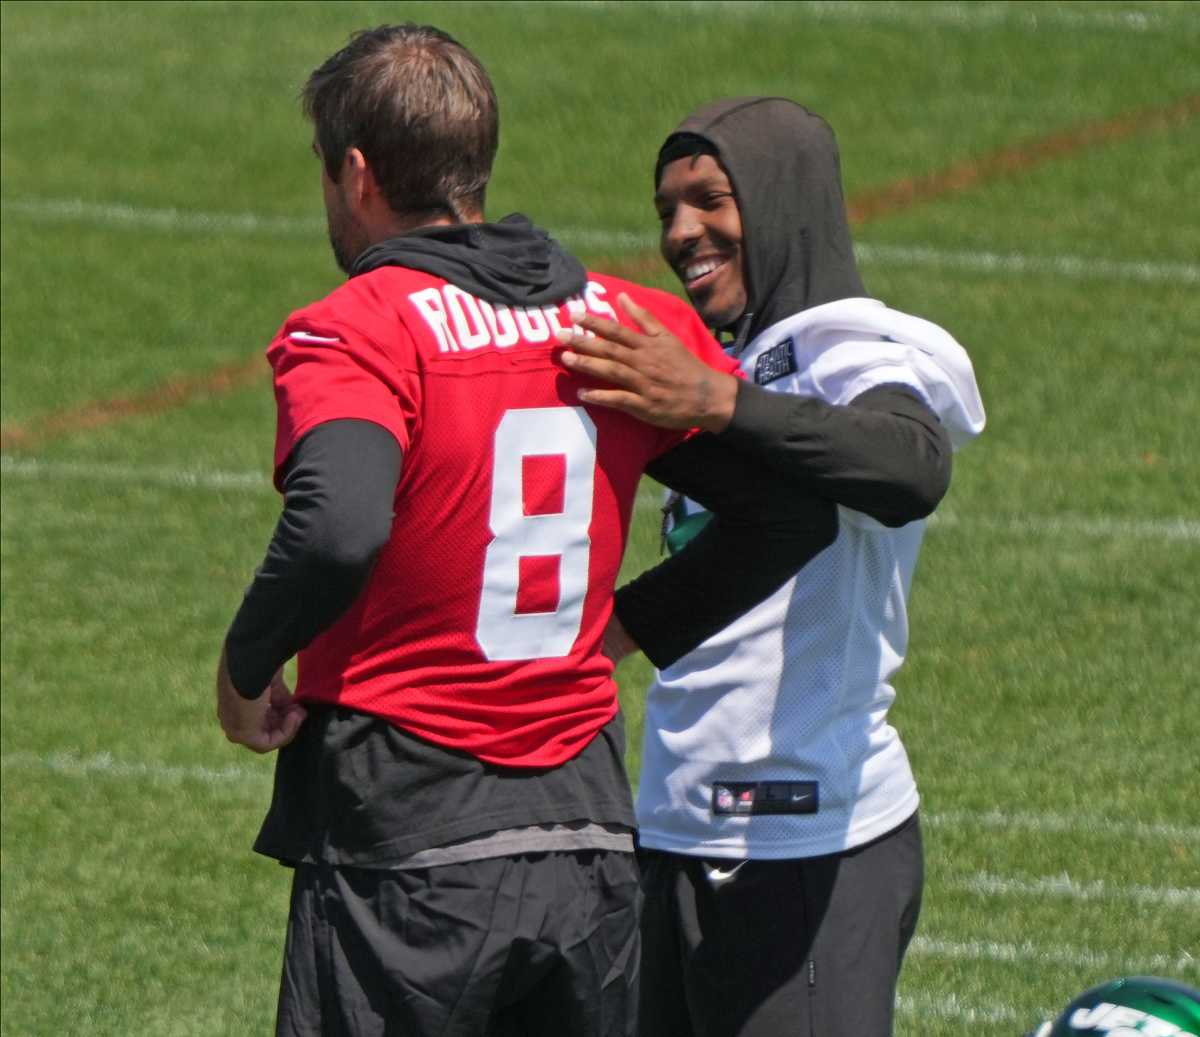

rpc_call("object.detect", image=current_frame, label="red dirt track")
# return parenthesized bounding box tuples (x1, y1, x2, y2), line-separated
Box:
(0, 358, 264, 451)
(845, 94, 1200, 225)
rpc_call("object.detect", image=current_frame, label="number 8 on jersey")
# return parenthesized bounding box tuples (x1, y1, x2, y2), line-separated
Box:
(476, 407, 598, 660)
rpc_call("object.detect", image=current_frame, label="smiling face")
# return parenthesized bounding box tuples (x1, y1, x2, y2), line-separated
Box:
(655, 152, 747, 331)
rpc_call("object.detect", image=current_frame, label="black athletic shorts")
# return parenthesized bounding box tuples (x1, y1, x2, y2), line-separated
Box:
(638, 810, 923, 1037)
(275, 850, 641, 1037)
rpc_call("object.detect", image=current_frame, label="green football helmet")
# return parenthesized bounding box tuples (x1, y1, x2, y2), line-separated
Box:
(1026, 976, 1200, 1037)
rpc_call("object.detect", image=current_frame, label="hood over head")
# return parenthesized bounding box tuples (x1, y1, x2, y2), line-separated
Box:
(656, 97, 867, 344)
(350, 213, 587, 307)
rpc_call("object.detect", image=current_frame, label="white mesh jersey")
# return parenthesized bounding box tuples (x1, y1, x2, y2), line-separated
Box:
(636, 297, 985, 859)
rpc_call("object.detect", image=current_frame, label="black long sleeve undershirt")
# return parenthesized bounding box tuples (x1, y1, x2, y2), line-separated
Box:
(617, 435, 838, 669)
(224, 420, 401, 698)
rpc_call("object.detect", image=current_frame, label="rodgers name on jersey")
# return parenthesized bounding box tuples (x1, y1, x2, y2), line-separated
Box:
(409, 280, 618, 354)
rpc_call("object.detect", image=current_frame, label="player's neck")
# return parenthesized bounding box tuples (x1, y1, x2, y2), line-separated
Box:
(371, 206, 484, 241)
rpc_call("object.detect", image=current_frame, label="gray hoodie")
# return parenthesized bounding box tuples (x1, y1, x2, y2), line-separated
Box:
(656, 97, 867, 344)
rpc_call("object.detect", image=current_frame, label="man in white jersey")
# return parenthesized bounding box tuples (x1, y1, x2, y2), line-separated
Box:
(557, 97, 985, 1036)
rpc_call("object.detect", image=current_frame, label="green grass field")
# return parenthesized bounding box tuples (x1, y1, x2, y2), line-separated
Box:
(2, 2, 1198, 1033)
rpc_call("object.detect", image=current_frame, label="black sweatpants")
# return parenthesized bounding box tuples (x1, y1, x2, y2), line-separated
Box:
(638, 811, 923, 1037)
(276, 850, 641, 1037)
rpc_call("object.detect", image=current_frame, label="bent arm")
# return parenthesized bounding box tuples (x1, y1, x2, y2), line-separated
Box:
(614, 500, 837, 669)
(616, 437, 839, 669)
(223, 419, 402, 698)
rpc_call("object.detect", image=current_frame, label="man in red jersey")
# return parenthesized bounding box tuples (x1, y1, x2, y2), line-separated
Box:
(214, 25, 836, 1037)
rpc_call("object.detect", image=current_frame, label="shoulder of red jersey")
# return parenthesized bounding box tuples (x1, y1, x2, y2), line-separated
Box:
(585, 271, 737, 375)
(273, 268, 446, 357)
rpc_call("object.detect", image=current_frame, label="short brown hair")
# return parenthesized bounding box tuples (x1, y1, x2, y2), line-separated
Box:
(303, 24, 499, 220)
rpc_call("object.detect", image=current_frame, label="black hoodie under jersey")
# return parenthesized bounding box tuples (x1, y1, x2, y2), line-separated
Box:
(351, 212, 587, 306)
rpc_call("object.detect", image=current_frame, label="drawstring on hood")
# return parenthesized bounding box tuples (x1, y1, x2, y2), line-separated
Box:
(656, 97, 867, 344)
(350, 213, 587, 307)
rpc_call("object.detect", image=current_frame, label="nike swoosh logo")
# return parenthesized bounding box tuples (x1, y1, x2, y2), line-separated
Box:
(288, 331, 342, 344)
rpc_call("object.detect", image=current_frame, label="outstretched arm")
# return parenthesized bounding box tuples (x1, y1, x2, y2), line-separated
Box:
(557, 295, 952, 527)
(674, 380, 950, 527)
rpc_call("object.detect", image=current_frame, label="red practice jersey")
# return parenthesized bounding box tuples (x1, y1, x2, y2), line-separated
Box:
(268, 269, 736, 767)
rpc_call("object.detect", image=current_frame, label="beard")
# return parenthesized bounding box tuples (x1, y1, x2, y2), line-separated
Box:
(326, 203, 366, 276)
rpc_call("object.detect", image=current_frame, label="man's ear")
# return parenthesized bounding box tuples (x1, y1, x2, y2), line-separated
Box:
(341, 147, 383, 209)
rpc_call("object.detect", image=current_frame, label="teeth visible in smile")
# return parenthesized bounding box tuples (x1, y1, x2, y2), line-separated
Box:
(684, 258, 724, 282)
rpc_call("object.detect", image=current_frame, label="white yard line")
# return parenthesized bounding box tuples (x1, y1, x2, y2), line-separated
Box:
(958, 871, 1200, 908)
(575, 0, 1186, 34)
(4, 197, 1197, 285)
(924, 806, 1200, 844)
(856, 242, 1200, 286)
(895, 990, 1024, 1024)
(930, 509, 1200, 542)
(0, 197, 321, 236)
(558, 226, 660, 252)
(0, 455, 271, 492)
(0, 750, 269, 786)
(6, 456, 1197, 544)
(910, 935, 1200, 978)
